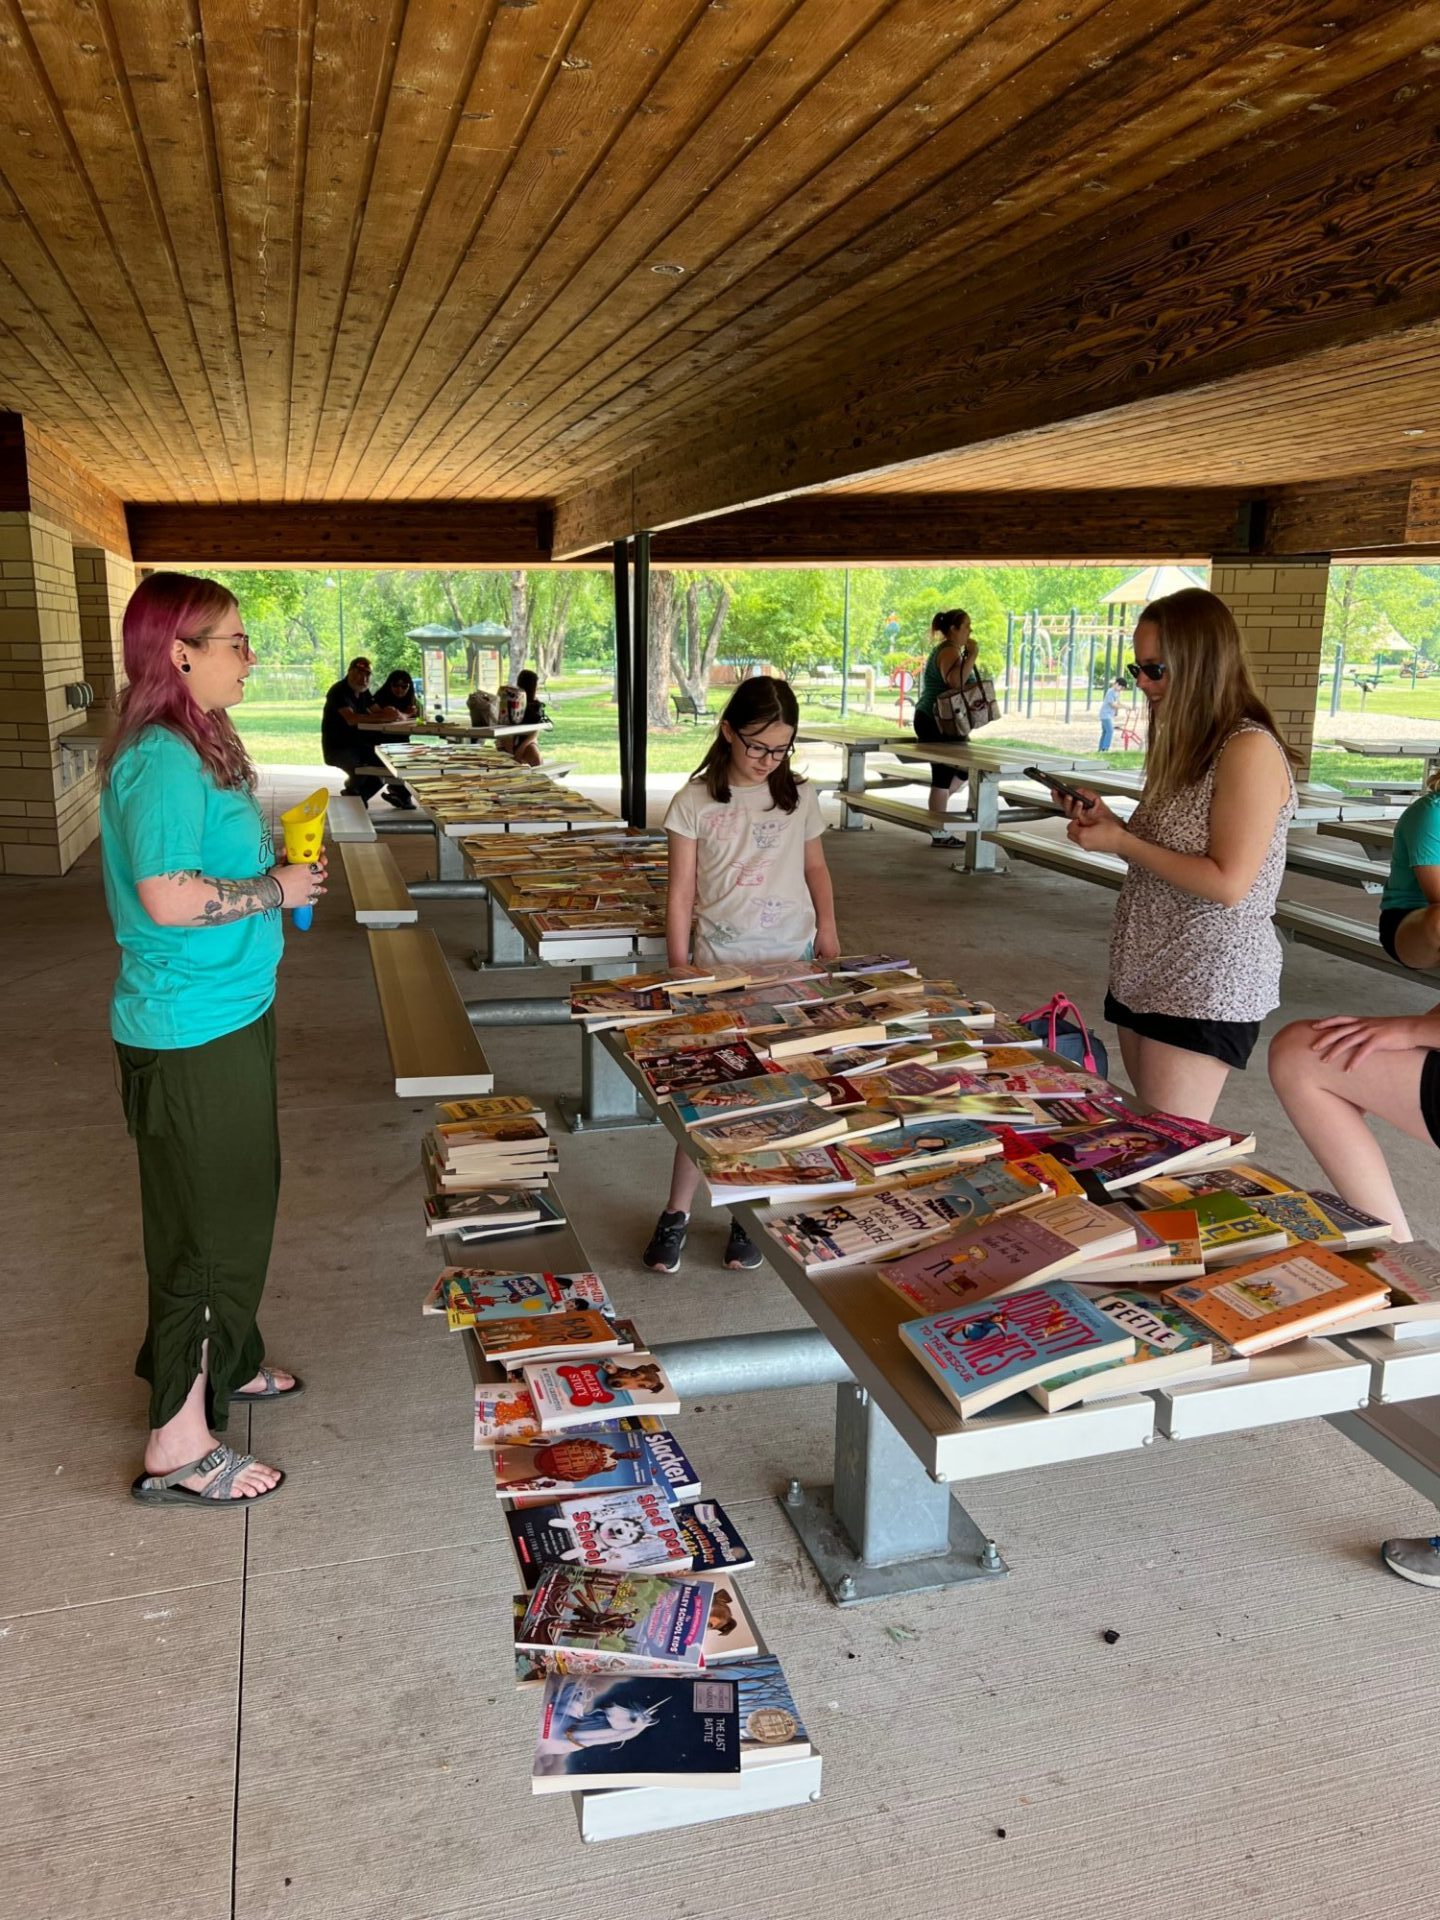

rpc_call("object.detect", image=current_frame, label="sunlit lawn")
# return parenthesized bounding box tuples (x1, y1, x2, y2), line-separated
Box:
(234, 690, 1433, 793)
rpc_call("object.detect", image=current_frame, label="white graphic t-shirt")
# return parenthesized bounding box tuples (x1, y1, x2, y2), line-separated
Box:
(664, 776, 825, 965)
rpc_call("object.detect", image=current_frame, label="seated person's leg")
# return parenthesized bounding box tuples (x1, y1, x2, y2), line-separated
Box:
(326, 746, 385, 803)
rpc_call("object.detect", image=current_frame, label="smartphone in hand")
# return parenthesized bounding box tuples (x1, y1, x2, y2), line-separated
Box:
(1023, 766, 1094, 810)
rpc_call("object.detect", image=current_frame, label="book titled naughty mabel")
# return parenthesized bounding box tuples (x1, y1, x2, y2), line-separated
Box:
(899, 1282, 1135, 1417)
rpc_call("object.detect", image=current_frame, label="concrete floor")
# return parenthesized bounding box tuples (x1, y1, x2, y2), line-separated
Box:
(6, 771, 1440, 1920)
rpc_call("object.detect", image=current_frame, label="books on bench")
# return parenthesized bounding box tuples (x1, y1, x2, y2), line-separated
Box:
(532, 1672, 743, 1793)
(493, 1427, 700, 1506)
(438, 1268, 613, 1331)
(523, 1352, 681, 1430)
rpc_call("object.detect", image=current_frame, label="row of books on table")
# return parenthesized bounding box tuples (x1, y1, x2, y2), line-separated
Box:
(459, 829, 670, 947)
(568, 955, 1440, 1424)
(416, 1092, 813, 1800)
(399, 760, 618, 834)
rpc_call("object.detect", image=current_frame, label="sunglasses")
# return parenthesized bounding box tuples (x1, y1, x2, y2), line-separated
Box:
(737, 731, 794, 763)
(1126, 660, 1168, 683)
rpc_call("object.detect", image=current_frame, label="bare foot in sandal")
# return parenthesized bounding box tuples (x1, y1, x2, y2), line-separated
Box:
(140, 1434, 282, 1501)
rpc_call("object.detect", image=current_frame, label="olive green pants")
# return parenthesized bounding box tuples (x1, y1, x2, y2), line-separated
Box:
(117, 1007, 280, 1432)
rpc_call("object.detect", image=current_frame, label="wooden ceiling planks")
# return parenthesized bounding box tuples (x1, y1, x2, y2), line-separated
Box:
(824, 327, 1440, 495)
(472, 0, 1345, 496)
(551, 37, 1440, 549)
(2, 0, 1440, 541)
(538, 0, 1430, 498)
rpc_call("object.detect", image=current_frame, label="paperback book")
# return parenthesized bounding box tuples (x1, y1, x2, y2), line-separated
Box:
(838, 1116, 1002, 1178)
(514, 1573, 757, 1685)
(638, 1041, 769, 1102)
(508, 1486, 694, 1579)
(877, 1199, 1134, 1316)
(687, 1102, 848, 1157)
(523, 1352, 681, 1429)
(532, 1672, 742, 1793)
(493, 1430, 669, 1504)
(1331, 1240, 1440, 1338)
(671, 1071, 819, 1129)
(453, 1187, 566, 1243)
(476, 1310, 632, 1371)
(899, 1282, 1137, 1417)
(440, 1268, 613, 1331)
(1164, 1246, 1390, 1354)
(517, 1567, 715, 1672)
(424, 1189, 542, 1238)
(1187, 1190, 1291, 1266)
(1027, 1288, 1242, 1411)
(699, 1141, 859, 1205)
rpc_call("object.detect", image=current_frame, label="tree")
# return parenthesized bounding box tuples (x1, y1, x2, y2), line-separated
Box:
(673, 573, 732, 709)
(647, 570, 678, 728)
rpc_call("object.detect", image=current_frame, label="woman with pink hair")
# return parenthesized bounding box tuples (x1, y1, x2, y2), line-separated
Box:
(99, 572, 323, 1507)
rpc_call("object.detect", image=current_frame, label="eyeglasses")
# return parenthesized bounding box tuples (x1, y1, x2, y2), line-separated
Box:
(185, 630, 254, 651)
(738, 732, 794, 763)
(1126, 660, 1168, 683)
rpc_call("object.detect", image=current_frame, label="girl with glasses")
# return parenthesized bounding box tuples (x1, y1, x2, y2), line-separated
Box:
(98, 573, 319, 1508)
(1057, 587, 1298, 1121)
(642, 677, 839, 1275)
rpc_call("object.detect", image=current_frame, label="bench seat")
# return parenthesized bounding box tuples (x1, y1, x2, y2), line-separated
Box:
(328, 794, 377, 842)
(839, 795, 940, 832)
(338, 840, 419, 926)
(366, 928, 494, 1096)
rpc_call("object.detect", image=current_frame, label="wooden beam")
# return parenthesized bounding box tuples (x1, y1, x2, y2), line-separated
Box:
(1261, 474, 1440, 558)
(552, 67, 1440, 556)
(0, 412, 130, 554)
(637, 490, 1251, 565)
(125, 502, 553, 566)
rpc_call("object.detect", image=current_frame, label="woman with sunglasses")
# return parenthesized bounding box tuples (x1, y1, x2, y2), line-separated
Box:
(1060, 587, 1298, 1121)
(99, 572, 321, 1507)
(642, 677, 839, 1275)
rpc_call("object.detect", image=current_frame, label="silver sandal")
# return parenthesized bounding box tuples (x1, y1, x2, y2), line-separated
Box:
(130, 1444, 285, 1507)
(230, 1365, 305, 1403)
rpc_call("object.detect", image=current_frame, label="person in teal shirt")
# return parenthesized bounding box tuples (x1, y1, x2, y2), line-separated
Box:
(1269, 775, 1440, 1588)
(911, 608, 980, 846)
(98, 572, 324, 1509)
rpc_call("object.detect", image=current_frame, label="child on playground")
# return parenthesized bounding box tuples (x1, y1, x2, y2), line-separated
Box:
(642, 677, 839, 1274)
(1268, 767, 1440, 1588)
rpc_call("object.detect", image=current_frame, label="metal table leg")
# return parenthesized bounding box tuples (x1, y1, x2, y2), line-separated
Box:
(839, 744, 870, 830)
(963, 769, 1001, 874)
(558, 960, 659, 1134)
(471, 896, 538, 972)
(780, 1382, 1008, 1604)
(436, 830, 465, 880)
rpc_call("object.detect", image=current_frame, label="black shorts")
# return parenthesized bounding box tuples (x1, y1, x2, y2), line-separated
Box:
(1421, 1052, 1440, 1148)
(1380, 906, 1416, 965)
(913, 709, 963, 790)
(1104, 990, 1259, 1071)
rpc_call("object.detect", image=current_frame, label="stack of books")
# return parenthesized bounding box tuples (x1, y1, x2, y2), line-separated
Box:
(420, 1095, 566, 1243)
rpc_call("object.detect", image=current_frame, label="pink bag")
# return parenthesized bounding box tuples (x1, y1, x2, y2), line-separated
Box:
(1017, 993, 1107, 1076)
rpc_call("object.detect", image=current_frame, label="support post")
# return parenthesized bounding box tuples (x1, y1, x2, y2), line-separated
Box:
(558, 961, 658, 1133)
(1003, 612, 1014, 705)
(470, 895, 536, 971)
(839, 568, 851, 718)
(1330, 644, 1344, 717)
(629, 531, 650, 831)
(613, 540, 633, 824)
(1086, 632, 1096, 709)
(780, 1384, 1007, 1605)
(839, 742, 870, 831)
(1064, 609, 1077, 724)
(962, 766, 1001, 875)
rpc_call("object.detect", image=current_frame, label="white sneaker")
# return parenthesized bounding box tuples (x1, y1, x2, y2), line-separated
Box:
(1380, 1535, 1440, 1587)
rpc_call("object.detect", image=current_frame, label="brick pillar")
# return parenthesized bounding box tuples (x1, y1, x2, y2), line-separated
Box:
(74, 544, 134, 717)
(1209, 557, 1328, 777)
(0, 511, 102, 875)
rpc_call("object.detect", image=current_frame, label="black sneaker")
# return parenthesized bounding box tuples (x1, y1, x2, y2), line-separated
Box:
(643, 1210, 689, 1273)
(383, 783, 417, 810)
(724, 1221, 763, 1269)
(930, 832, 962, 848)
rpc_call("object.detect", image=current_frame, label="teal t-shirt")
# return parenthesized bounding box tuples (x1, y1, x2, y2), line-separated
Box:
(100, 726, 285, 1049)
(1382, 791, 1440, 913)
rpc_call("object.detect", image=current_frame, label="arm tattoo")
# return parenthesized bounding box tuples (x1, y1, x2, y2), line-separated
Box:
(157, 870, 283, 925)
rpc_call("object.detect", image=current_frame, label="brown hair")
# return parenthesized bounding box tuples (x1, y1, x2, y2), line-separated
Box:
(1137, 588, 1299, 799)
(690, 676, 804, 813)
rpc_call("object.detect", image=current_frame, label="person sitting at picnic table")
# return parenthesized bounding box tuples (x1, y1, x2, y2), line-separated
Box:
(1058, 587, 1298, 1123)
(1097, 675, 1127, 753)
(504, 668, 547, 769)
(368, 668, 421, 807)
(912, 609, 979, 849)
(320, 656, 411, 809)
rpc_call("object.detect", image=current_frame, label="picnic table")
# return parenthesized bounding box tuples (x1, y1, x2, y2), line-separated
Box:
(1336, 737, 1440, 782)
(793, 725, 922, 830)
(598, 1025, 1440, 1605)
(356, 716, 551, 742)
(887, 741, 1104, 871)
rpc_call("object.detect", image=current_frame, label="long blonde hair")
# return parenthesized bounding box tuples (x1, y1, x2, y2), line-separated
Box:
(1138, 588, 1299, 799)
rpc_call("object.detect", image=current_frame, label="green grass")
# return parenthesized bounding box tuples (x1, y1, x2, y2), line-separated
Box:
(233, 687, 896, 772)
(233, 694, 1436, 792)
